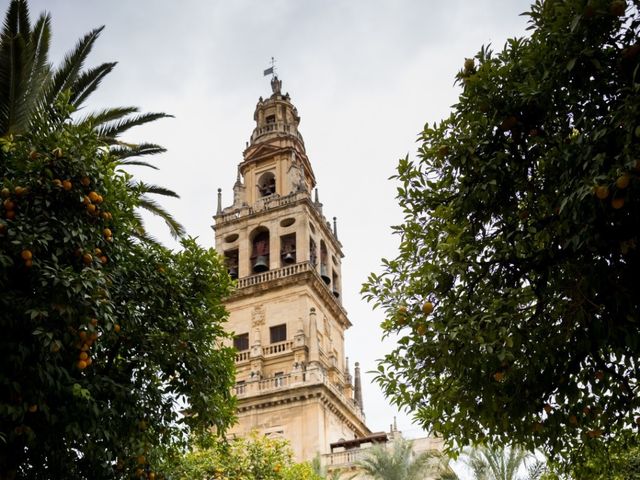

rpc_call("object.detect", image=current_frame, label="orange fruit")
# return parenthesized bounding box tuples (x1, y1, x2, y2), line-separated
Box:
(85, 357, 92, 366)
(28, 404, 38, 413)
(14, 186, 27, 196)
(82, 195, 91, 205)
(80, 176, 91, 187)
(100, 255, 108, 265)
(82, 253, 93, 265)
(101, 211, 110, 220)
(595, 185, 609, 199)
(569, 415, 578, 426)
(88, 191, 100, 202)
(52, 147, 63, 158)
(493, 371, 505, 382)
(21, 250, 32, 260)
(422, 301, 434, 315)
(95, 194, 103, 204)
(149, 472, 156, 480)
(114, 324, 121, 333)
(50, 343, 60, 353)
(103, 228, 112, 238)
(3, 199, 15, 210)
(52, 179, 62, 188)
(86, 204, 97, 214)
(80, 343, 90, 352)
(543, 404, 553, 414)
(616, 174, 630, 189)
(77, 360, 88, 370)
(416, 324, 427, 335)
(90, 318, 99, 326)
(611, 198, 625, 209)
(79, 352, 89, 360)
(5, 210, 16, 220)
(62, 180, 72, 191)
(24, 259, 33, 268)
(79, 331, 87, 340)
(137, 455, 146, 465)
(0, 223, 6, 235)
(1, 187, 10, 198)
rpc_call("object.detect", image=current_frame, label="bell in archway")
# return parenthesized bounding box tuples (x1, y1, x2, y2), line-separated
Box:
(228, 266, 238, 279)
(320, 265, 331, 285)
(282, 252, 295, 264)
(253, 255, 269, 272)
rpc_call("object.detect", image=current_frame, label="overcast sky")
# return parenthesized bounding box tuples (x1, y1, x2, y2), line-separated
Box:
(26, 0, 534, 474)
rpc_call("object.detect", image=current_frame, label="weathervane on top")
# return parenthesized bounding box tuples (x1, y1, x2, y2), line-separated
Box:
(263, 57, 282, 94)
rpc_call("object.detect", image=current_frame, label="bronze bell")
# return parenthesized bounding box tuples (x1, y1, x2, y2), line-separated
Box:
(253, 255, 269, 273)
(282, 252, 295, 264)
(228, 266, 238, 280)
(320, 265, 331, 285)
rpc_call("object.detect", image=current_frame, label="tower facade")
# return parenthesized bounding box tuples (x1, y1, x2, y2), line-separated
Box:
(213, 76, 370, 461)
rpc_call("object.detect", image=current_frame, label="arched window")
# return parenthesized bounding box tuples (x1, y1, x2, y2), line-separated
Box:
(251, 227, 270, 273)
(257, 171, 276, 197)
(320, 241, 330, 285)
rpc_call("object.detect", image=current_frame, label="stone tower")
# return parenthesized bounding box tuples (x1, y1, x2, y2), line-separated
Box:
(213, 76, 370, 461)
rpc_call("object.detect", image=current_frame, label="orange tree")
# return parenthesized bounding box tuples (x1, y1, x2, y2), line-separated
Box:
(0, 5, 235, 480)
(363, 0, 640, 474)
(163, 431, 324, 480)
(0, 106, 236, 480)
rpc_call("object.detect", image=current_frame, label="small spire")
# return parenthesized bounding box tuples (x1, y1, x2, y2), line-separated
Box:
(216, 188, 222, 215)
(314, 188, 319, 204)
(235, 168, 242, 186)
(333, 217, 338, 239)
(354, 362, 363, 410)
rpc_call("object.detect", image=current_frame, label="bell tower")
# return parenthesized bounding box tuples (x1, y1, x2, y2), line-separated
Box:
(213, 76, 370, 460)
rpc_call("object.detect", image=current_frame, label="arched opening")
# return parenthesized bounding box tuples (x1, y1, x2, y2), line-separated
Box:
(257, 171, 276, 197)
(224, 249, 239, 279)
(320, 241, 330, 285)
(250, 227, 270, 273)
(309, 237, 317, 268)
(280, 233, 296, 266)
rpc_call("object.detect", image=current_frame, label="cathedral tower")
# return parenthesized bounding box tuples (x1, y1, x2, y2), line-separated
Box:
(213, 76, 370, 460)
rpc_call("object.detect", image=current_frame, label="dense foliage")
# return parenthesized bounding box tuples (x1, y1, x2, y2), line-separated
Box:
(163, 431, 324, 480)
(0, 1, 236, 478)
(355, 438, 454, 480)
(363, 0, 640, 472)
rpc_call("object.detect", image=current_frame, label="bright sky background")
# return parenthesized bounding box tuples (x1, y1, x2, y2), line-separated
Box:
(28, 0, 535, 476)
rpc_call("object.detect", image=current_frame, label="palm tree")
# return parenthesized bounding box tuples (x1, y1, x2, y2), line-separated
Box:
(461, 445, 547, 480)
(0, 0, 184, 238)
(356, 438, 456, 480)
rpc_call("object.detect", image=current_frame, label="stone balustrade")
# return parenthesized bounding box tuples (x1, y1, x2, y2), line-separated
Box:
(233, 366, 365, 423)
(250, 121, 305, 145)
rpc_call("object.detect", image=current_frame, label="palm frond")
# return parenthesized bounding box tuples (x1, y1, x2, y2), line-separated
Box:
(109, 142, 166, 160)
(135, 181, 180, 199)
(95, 112, 173, 140)
(138, 194, 185, 239)
(69, 61, 116, 108)
(115, 159, 159, 170)
(77, 106, 138, 128)
(43, 25, 104, 107)
(0, 0, 27, 134)
(131, 210, 161, 246)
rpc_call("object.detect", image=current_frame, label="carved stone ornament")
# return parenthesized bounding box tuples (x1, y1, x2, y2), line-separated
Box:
(251, 305, 266, 327)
